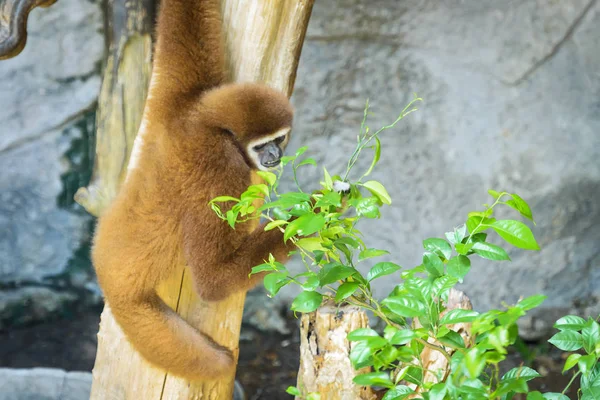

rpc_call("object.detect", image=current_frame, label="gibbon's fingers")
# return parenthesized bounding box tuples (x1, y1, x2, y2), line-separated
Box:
(109, 291, 235, 380)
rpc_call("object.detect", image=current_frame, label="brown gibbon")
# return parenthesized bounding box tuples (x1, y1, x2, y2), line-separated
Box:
(92, 0, 295, 381)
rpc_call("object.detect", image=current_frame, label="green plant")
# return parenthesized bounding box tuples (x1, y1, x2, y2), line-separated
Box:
(210, 97, 600, 399)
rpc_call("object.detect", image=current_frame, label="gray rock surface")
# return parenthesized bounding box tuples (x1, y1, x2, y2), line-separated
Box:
(282, 0, 600, 339)
(0, 0, 103, 325)
(0, 369, 91, 400)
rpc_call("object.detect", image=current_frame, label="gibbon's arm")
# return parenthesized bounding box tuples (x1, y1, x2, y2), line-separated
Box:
(153, 0, 225, 99)
(182, 216, 294, 301)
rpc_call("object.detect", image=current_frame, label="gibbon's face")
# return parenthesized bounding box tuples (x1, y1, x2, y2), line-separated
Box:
(200, 83, 294, 171)
(245, 127, 291, 171)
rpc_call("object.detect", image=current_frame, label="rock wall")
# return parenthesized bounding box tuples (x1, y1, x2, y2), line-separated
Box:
(0, 0, 104, 328)
(0, 0, 598, 340)
(284, 0, 600, 338)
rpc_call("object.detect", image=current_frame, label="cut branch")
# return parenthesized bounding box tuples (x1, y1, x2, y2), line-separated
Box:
(0, 0, 57, 60)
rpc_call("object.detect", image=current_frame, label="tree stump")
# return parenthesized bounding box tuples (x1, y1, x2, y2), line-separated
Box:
(407, 288, 474, 397)
(297, 301, 378, 400)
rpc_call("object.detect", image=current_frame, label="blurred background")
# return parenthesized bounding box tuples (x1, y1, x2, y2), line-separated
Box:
(0, 0, 598, 399)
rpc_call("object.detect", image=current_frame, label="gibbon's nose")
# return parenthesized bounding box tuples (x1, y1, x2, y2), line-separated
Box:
(260, 142, 282, 167)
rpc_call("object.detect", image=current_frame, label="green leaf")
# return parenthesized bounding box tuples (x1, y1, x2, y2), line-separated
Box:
(314, 191, 342, 208)
(349, 341, 373, 369)
(382, 296, 426, 318)
(446, 255, 471, 282)
(431, 275, 459, 299)
(323, 167, 333, 189)
(250, 263, 274, 275)
(439, 309, 479, 325)
(488, 189, 504, 199)
(363, 136, 382, 178)
(353, 197, 381, 219)
(302, 275, 320, 291)
(502, 366, 541, 382)
(226, 209, 238, 228)
(466, 216, 495, 234)
(319, 264, 356, 286)
(582, 319, 600, 354)
(381, 385, 414, 400)
(423, 238, 452, 260)
(578, 354, 597, 374)
(563, 353, 582, 373)
(445, 224, 467, 245)
(296, 237, 327, 252)
(286, 386, 301, 396)
(516, 295, 547, 311)
(348, 328, 380, 341)
(455, 242, 474, 255)
(284, 213, 326, 241)
(426, 383, 447, 400)
(423, 252, 444, 277)
(263, 272, 289, 296)
(471, 241, 511, 261)
(335, 282, 360, 302)
(538, 393, 569, 400)
(353, 371, 394, 389)
(295, 146, 308, 157)
(291, 291, 323, 313)
(256, 171, 277, 186)
(389, 329, 416, 345)
(367, 262, 401, 282)
(438, 330, 466, 349)
(506, 193, 534, 222)
(358, 248, 390, 262)
(548, 330, 584, 351)
(463, 348, 486, 379)
(554, 315, 587, 331)
(488, 220, 540, 250)
(334, 237, 360, 249)
(264, 220, 287, 231)
(362, 180, 392, 205)
(210, 195, 240, 203)
(272, 207, 292, 221)
(307, 394, 321, 400)
(297, 157, 317, 167)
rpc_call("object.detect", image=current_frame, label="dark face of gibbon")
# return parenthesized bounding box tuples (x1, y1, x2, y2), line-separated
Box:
(201, 83, 294, 171)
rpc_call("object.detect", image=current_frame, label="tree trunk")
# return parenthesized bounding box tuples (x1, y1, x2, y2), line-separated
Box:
(77, 1, 314, 399)
(297, 301, 378, 400)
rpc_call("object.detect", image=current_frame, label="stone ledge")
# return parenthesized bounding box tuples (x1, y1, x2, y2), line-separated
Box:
(0, 368, 91, 400)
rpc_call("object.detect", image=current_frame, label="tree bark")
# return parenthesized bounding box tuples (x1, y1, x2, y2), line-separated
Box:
(297, 301, 378, 400)
(78, 1, 314, 399)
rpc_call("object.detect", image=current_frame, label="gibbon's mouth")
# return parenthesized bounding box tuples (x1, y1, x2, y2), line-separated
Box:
(259, 142, 283, 168)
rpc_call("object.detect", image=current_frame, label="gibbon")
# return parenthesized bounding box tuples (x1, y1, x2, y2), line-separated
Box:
(92, 0, 295, 381)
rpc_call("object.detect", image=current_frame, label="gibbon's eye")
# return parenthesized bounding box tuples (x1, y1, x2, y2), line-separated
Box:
(274, 135, 286, 145)
(253, 142, 268, 152)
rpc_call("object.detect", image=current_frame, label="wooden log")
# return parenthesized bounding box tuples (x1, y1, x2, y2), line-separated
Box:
(0, 0, 57, 60)
(78, 1, 315, 399)
(297, 301, 378, 400)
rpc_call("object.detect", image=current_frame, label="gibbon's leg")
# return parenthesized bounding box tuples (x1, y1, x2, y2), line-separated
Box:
(184, 224, 294, 302)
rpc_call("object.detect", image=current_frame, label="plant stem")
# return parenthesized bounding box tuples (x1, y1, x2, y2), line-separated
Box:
(561, 370, 581, 396)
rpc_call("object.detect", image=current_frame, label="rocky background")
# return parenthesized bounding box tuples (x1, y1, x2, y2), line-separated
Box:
(0, 0, 598, 346)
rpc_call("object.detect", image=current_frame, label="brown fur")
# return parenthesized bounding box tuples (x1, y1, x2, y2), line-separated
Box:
(92, 0, 294, 381)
